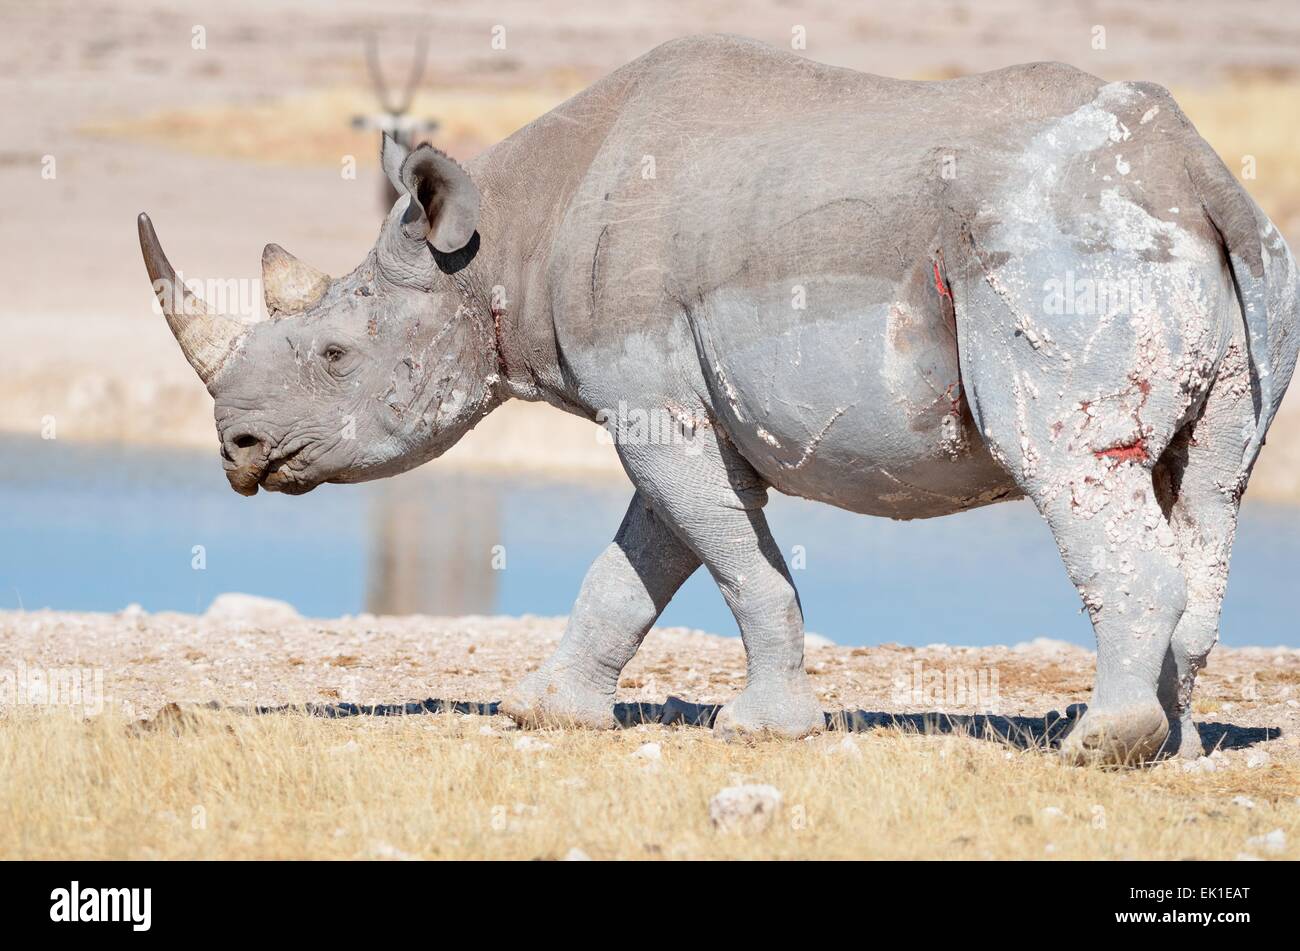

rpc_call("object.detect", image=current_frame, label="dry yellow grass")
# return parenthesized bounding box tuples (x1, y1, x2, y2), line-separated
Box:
(2, 706, 1297, 860)
(84, 83, 585, 165)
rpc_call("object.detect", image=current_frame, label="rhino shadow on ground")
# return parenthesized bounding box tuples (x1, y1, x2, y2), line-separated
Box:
(209, 697, 1279, 754)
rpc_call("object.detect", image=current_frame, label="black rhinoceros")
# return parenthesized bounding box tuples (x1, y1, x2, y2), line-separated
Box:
(139, 35, 1298, 764)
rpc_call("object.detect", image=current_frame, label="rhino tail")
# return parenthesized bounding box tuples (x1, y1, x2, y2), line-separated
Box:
(1187, 149, 1279, 473)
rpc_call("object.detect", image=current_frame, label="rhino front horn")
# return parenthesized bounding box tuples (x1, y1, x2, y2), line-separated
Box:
(262, 243, 330, 317)
(138, 213, 249, 385)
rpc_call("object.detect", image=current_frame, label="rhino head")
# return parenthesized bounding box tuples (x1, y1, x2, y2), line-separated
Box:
(139, 135, 500, 496)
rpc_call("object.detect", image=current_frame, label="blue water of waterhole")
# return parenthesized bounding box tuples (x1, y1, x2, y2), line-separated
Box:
(2, 436, 1296, 648)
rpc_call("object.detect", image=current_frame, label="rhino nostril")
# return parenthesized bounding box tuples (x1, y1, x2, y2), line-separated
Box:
(223, 431, 267, 468)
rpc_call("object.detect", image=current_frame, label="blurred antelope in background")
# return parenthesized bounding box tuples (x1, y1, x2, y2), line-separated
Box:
(352, 32, 438, 209)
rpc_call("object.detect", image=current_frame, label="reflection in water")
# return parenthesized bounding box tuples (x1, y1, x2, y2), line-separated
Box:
(366, 472, 498, 616)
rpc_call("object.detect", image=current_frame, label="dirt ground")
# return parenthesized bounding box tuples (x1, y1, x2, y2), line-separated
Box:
(4, 606, 1299, 860)
(5, 606, 1298, 761)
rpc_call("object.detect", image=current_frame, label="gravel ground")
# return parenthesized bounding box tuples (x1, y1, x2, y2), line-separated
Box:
(4, 603, 1297, 766)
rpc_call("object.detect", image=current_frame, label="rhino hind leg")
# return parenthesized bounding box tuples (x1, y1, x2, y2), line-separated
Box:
(957, 355, 1193, 764)
(1030, 459, 1186, 765)
(954, 370, 1192, 763)
(1154, 355, 1255, 758)
(500, 491, 700, 729)
(968, 397, 1192, 764)
(952, 241, 1248, 763)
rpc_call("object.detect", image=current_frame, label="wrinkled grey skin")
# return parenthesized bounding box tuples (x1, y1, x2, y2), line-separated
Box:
(142, 36, 1299, 764)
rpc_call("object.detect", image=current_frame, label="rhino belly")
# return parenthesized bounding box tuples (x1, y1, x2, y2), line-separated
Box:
(692, 281, 1019, 518)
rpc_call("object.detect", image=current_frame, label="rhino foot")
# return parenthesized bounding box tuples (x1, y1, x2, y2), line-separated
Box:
(499, 667, 618, 730)
(713, 677, 825, 740)
(1061, 701, 1169, 766)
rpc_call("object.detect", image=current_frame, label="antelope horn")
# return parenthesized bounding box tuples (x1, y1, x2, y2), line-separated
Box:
(261, 243, 330, 317)
(138, 213, 248, 385)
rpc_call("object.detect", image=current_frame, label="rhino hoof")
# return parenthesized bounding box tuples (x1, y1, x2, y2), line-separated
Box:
(713, 680, 825, 741)
(500, 669, 618, 730)
(1060, 702, 1169, 767)
(1165, 712, 1206, 759)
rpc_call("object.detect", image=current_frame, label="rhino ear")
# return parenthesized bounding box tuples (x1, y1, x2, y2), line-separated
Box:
(397, 143, 480, 253)
(380, 132, 408, 195)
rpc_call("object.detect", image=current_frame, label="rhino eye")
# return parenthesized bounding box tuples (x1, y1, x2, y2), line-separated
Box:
(323, 345, 347, 364)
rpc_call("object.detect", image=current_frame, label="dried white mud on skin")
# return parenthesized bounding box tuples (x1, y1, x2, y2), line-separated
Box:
(2, 609, 1297, 763)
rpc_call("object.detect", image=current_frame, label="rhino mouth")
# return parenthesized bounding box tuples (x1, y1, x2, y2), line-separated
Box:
(262, 475, 319, 496)
(222, 444, 319, 496)
(259, 447, 319, 495)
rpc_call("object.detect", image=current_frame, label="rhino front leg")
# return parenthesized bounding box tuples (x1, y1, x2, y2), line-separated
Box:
(500, 491, 700, 728)
(700, 506, 826, 740)
(620, 429, 824, 740)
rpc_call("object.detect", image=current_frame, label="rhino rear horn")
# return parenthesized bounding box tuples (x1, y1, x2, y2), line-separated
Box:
(261, 243, 330, 317)
(138, 213, 249, 385)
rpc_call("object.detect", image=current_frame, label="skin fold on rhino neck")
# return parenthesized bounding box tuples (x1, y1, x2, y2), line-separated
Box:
(458, 68, 638, 418)
(454, 174, 567, 415)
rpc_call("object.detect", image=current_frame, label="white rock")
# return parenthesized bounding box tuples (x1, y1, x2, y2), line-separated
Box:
(804, 632, 836, 648)
(1246, 751, 1270, 769)
(367, 839, 417, 860)
(631, 742, 662, 761)
(1245, 829, 1286, 855)
(117, 603, 147, 631)
(1231, 795, 1256, 810)
(1011, 637, 1079, 655)
(204, 593, 300, 626)
(513, 736, 552, 753)
(1042, 806, 1067, 821)
(709, 784, 782, 834)
(563, 847, 591, 861)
